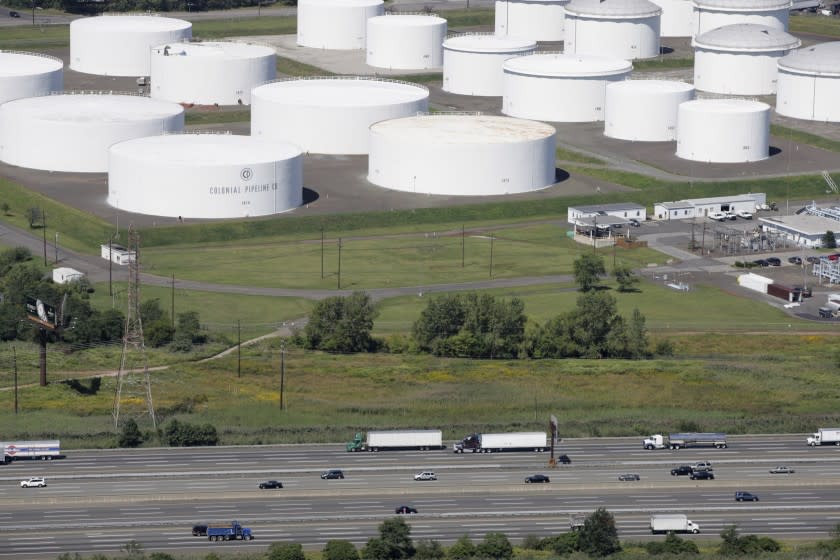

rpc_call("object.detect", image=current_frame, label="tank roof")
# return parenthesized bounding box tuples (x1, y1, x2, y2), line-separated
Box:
(692, 0, 791, 11)
(0, 51, 63, 76)
(368, 14, 447, 26)
(778, 41, 840, 76)
(299, 0, 383, 5)
(504, 53, 632, 77)
(1, 93, 184, 122)
(152, 41, 275, 59)
(608, 79, 694, 93)
(443, 33, 537, 53)
(693, 23, 800, 51)
(71, 14, 192, 32)
(370, 114, 555, 144)
(253, 77, 428, 107)
(110, 134, 301, 165)
(565, 0, 662, 18)
(680, 98, 770, 114)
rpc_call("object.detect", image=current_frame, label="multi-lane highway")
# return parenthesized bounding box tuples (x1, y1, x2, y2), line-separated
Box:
(1, 435, 839, 557)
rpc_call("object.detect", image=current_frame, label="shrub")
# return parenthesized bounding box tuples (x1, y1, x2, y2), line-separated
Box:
(267, 542, 305, 560)
(448, 535, 476, 560)
(415, 539, 445, 559)
(538, 532, 579, 555)
(118, 418, 144, 448)
(324, 540, 359, 560)
(520, 535, 542, 550)
(476, 533, 513, 560)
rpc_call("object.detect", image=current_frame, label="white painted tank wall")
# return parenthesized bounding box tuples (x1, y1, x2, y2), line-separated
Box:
(251, 77, 429, 155)
(776, 42, 840, 122)
(676, 99, 770, 163)
(650, 0, 693, 36)
(297, 0, 384, 49)
(0, 93, 185, 173)
(694, 50, 785, 94)
(70, 15, 192, 76)
(604, 80, 695, 141)
(502, 53, 632, 122)
(367, 15, 447, 69)
(368, 115, 557, 196)
(150, 42, 276, 106)
(443, 34, 537, 96)
(494, 0, 569, 41)
(0, 51, 63, 105)
(564, 15, 660, 59)
(108, 134, 302, 219)
(692, 4, 789, 36)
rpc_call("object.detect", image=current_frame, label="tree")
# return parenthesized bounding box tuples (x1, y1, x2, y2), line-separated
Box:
(824, 230, 837, 249)
(447, 535, 475, 560)
(304, 292, 378, 353)
(118, 418, 143, 448)
(267, 542, 305, 560)
(1, 202, 10, 216)
(412, 294, 466, 352)
(323, 540, 359, 560)
(577, 507, 621, 557)
(573, 253, 606, 292)
(718, 525, 779, 556)
(414, 540, 445, 560)
(140, 299, 166, 324)
(624, 308, 649, 359)
(538, 532, 578, 555)
(145, 320, 175, 347)
(645, 533, 699, 555)
(613, 264, 639, 292)
(475, 533, 513, 560)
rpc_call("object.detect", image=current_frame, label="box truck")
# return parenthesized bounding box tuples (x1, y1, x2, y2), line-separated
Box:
(807, 428, 840, 446)
(650, 514, 700, 534)
(453, 432, 548, 453)
(643, 433, 727, 450)
(346, 430, 443, 452)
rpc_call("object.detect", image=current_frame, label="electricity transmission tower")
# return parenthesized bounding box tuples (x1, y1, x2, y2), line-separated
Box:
(112, 225, 157, 430)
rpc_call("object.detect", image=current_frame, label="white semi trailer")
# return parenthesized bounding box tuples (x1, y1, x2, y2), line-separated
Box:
(650, 514, 700, 534)
(643, 433, 727, 450)
(453, 431, 548, 453)
(807, 428, 840, 446)
(346, 430, 443, 452)
(1, 440, 62, 462)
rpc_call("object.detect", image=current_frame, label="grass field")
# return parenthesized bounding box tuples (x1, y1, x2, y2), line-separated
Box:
(790, 13, 840, 37)
(185, 109, 251, 125)
(772, 124, 840, 153)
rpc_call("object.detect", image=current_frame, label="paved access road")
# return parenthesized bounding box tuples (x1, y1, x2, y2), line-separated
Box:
(1, 434, 840, 557)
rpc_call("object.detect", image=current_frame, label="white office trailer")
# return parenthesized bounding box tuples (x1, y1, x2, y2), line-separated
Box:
(0, 51, 63, 105)
(494, 0, 570, 41)
(0, 93, 184, 173)
(502, 53, 632, 122)
(251, 77, 429, 155)
(70, 15, 192, 76)
(107, 134, 302, 219)
(366, 14, 447, 69)
(442, 34, 537, 96)
(367, 114, 557, 196)
(149, 41, 276, 106)
(604, 80, 695, 141)
(693, 24, 800, 95)
(776, 42, 840, 122)
(650, 0, 693, 36)
(564, 0, 662, 60)
(297, 0, 384, 50)
(676, 99, 770, 163)
(692, 0, 791, 36)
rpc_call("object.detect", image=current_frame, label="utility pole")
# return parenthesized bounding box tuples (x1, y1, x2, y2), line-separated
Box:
(42, 209, 47, 266)
(337, 237, 342, 290)
(237, 320, 241, 378)
(13, 346, 18, 415)
(279, 342, 285, 410)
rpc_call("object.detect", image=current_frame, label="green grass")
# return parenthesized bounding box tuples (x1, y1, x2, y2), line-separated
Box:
(771, 124, 840, 153)
(632, 57, 695, 71)
(790, 13, 840, 37)
(556, 147, 606, 165)
(185, 109, 251, 125)
(276, 56, 334, 77)
(192, 15, 296, 39)
(391, 73, 442, 85)
(439, 8, 494, 28)
(0, 24, 69, 50)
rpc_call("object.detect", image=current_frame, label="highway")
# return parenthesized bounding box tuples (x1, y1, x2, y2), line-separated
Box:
(2, 435, 840, 557)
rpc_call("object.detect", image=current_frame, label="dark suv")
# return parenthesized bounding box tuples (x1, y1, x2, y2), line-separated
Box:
(670, 465, 692, 476)
(735, 491, 759, 502)
(690, 470, 715, 480)
(321, 469, 345, 479)
(258, 480, 283, 489)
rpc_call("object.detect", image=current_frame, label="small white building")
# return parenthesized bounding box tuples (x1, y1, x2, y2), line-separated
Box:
(758, 214, 840, 248)
(653, 193, 766, 220)
(52, 267, 84, 284)
(737, 272, 773, 294)
(101, 243, 136, 265)
(567, 202, 647, 225)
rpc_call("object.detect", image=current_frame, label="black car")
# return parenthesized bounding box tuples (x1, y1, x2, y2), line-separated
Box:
(735, 491, 759, 502)
(192, 524, 208, 536)
(395, 505, 418, 514)
(766, 257, 781, 266)
(321, 469, 345, 479)
(787, 256, 802, 265)
(806, 256, 821, 264)
(690, 470, 715, 480)
(559, 454, 572, 464)
(618, 473, 640, 481)
(670, 465, 692, 476)
(9, 10, 20, 17)
(753, 259, 770, 267)
(259, 480, 283, 489)
(525, 474, 550, 484)
(629, 219, 641, 227)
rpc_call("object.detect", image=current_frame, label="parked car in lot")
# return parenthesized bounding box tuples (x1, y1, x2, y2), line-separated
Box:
(735, 491, 759, 502)
(395, 505, 418, 514)
(788, 256, 802, 265)
(806, 256, 821, 264)
(753, 259, 770, 267)
(769, 465, 795, 474)
(414, 471, 437, 481)
(828, 253, 840, 261)
(766, 257, 781, 266)
(525, 474, 550, 484)
(689, 470, 715, 480)
(618, 473, 640, 481)
(20, 477, 47, 488)
(629, 218, 641, 227)
(709, 212, 728, 221)
(736, 210, 753, 219)
(321, 469, 345, 479)
(258, 480, 283, 489)
(724, 211, 737, 220)
(192, 524, 208, 536)
(671, 465, 693, 476)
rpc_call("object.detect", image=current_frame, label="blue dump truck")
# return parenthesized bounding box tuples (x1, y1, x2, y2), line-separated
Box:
(206, 521, 254, 541)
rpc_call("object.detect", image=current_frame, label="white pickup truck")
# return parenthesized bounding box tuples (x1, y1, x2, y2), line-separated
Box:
(708, 212, 728, 221)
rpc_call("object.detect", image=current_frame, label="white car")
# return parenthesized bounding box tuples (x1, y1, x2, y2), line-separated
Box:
(737, 210, 753, 219)
(413, 471, 437, 481)
(708, 212, 728, 221)
(20, 477, 46, 488)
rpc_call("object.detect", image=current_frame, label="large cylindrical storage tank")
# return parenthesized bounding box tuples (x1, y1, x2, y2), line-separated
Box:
(368, 114, 556, 196)
(564, 0, 661, 60)
(150, 41, 276, 106)
(692, 0, 791, 36)
(297, 0, 384, 50)
(443, 34, 537, 96)
(251, 77, 429, 155)
(108, 134, 302, 219)
(604, 80, 694, 141)
(776, 42, 840, 122)
(366, 14, 447, 69)
(0, 93, 184, 173)
(693, 24, 799, 95)
(650, 0, 693, 36)
(70, 15, 192, 76)
(676, 99, 770, 163)
(494, 0, 570, 42)
(502, 53, 632, 122)
(0, 51, 63, 105)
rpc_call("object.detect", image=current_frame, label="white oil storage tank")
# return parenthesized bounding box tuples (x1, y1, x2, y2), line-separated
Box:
(0, 51, 63, 105)
(693, 23, 800, 95)
(502, 53, 632, 122)
(443, 33, 537, 96)
(676, 98, 770, 163)
(367, 14, 447, 69)
(650, 0, 693, 36)
(150, 41, 276, 106)
(564, 0, 661, 60)
(368, 114, 557, 196)
(604, 80, 695, 141)
(495, 0, 570, 42)
(108, 134, 302, 219)
(297, 0, 384, 50)
(251, 76, 429, 155)
(0, 92, 184, 173)
(70, 15, 192, 77)
(776, 42, 840, 122)
(692, 0, 791, 36)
